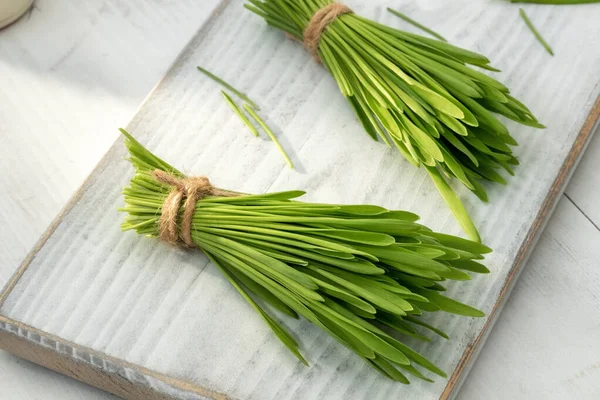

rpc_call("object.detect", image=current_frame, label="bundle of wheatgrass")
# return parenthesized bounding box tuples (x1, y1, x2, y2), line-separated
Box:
(245, 0, 544, 242)
(119, 130, 491, 383)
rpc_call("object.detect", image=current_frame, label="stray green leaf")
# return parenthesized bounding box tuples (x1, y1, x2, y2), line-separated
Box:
(197, 65, 260, 109)
(387, 8, 447, 42)
(221, 91, 260, 137)
(519, 8, 554, 55)
(244, 104, 295, 169)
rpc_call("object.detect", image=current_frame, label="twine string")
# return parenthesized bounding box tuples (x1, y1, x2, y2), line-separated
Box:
(303, 3, 353, 62)
(152, 170, 238, 247)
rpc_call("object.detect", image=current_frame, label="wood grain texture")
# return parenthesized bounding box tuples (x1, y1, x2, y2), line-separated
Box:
(1, 0, 600, 399)
(462, 197, 600, 399)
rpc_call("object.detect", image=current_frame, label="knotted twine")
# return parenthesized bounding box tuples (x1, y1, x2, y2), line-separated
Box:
(302, 3, 353, 62)
(152, 170, 239, 248)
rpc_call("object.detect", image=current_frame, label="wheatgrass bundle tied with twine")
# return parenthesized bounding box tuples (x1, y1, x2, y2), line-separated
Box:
(245, 0, 545, 242)
(120, 130, 491, 383)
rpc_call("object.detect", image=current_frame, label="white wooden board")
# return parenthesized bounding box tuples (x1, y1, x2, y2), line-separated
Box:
(1, 0, 600, 399)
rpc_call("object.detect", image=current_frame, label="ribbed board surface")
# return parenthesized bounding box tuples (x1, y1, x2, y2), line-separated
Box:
(2, 0, 600, 399)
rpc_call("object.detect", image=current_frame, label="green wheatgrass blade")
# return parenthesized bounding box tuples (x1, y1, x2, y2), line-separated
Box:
(243, 104, 295, 169)
(197, 65, 260, 109)
(519, 8, 554, 55)
(119, 132, 490, 384)
(413, 289, 485, 317)
(387, 8, 447, 42)
(221, 91, 260, 137)
(246, 0, 544, 242)
(405, 316, 450, 339)
(206, 252, 309, 365)
(426, 166, 481, 243)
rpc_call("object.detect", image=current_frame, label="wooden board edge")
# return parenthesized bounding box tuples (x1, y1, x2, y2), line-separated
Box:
(0, 0, 233, 310)
(0, 316, 228, 400)
(440, 94, 600, 400)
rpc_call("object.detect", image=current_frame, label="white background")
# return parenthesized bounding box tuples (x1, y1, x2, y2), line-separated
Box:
(0, 1, 599, 399)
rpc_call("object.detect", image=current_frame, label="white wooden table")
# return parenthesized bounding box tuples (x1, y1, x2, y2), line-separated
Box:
(1, 1, 598, 399)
